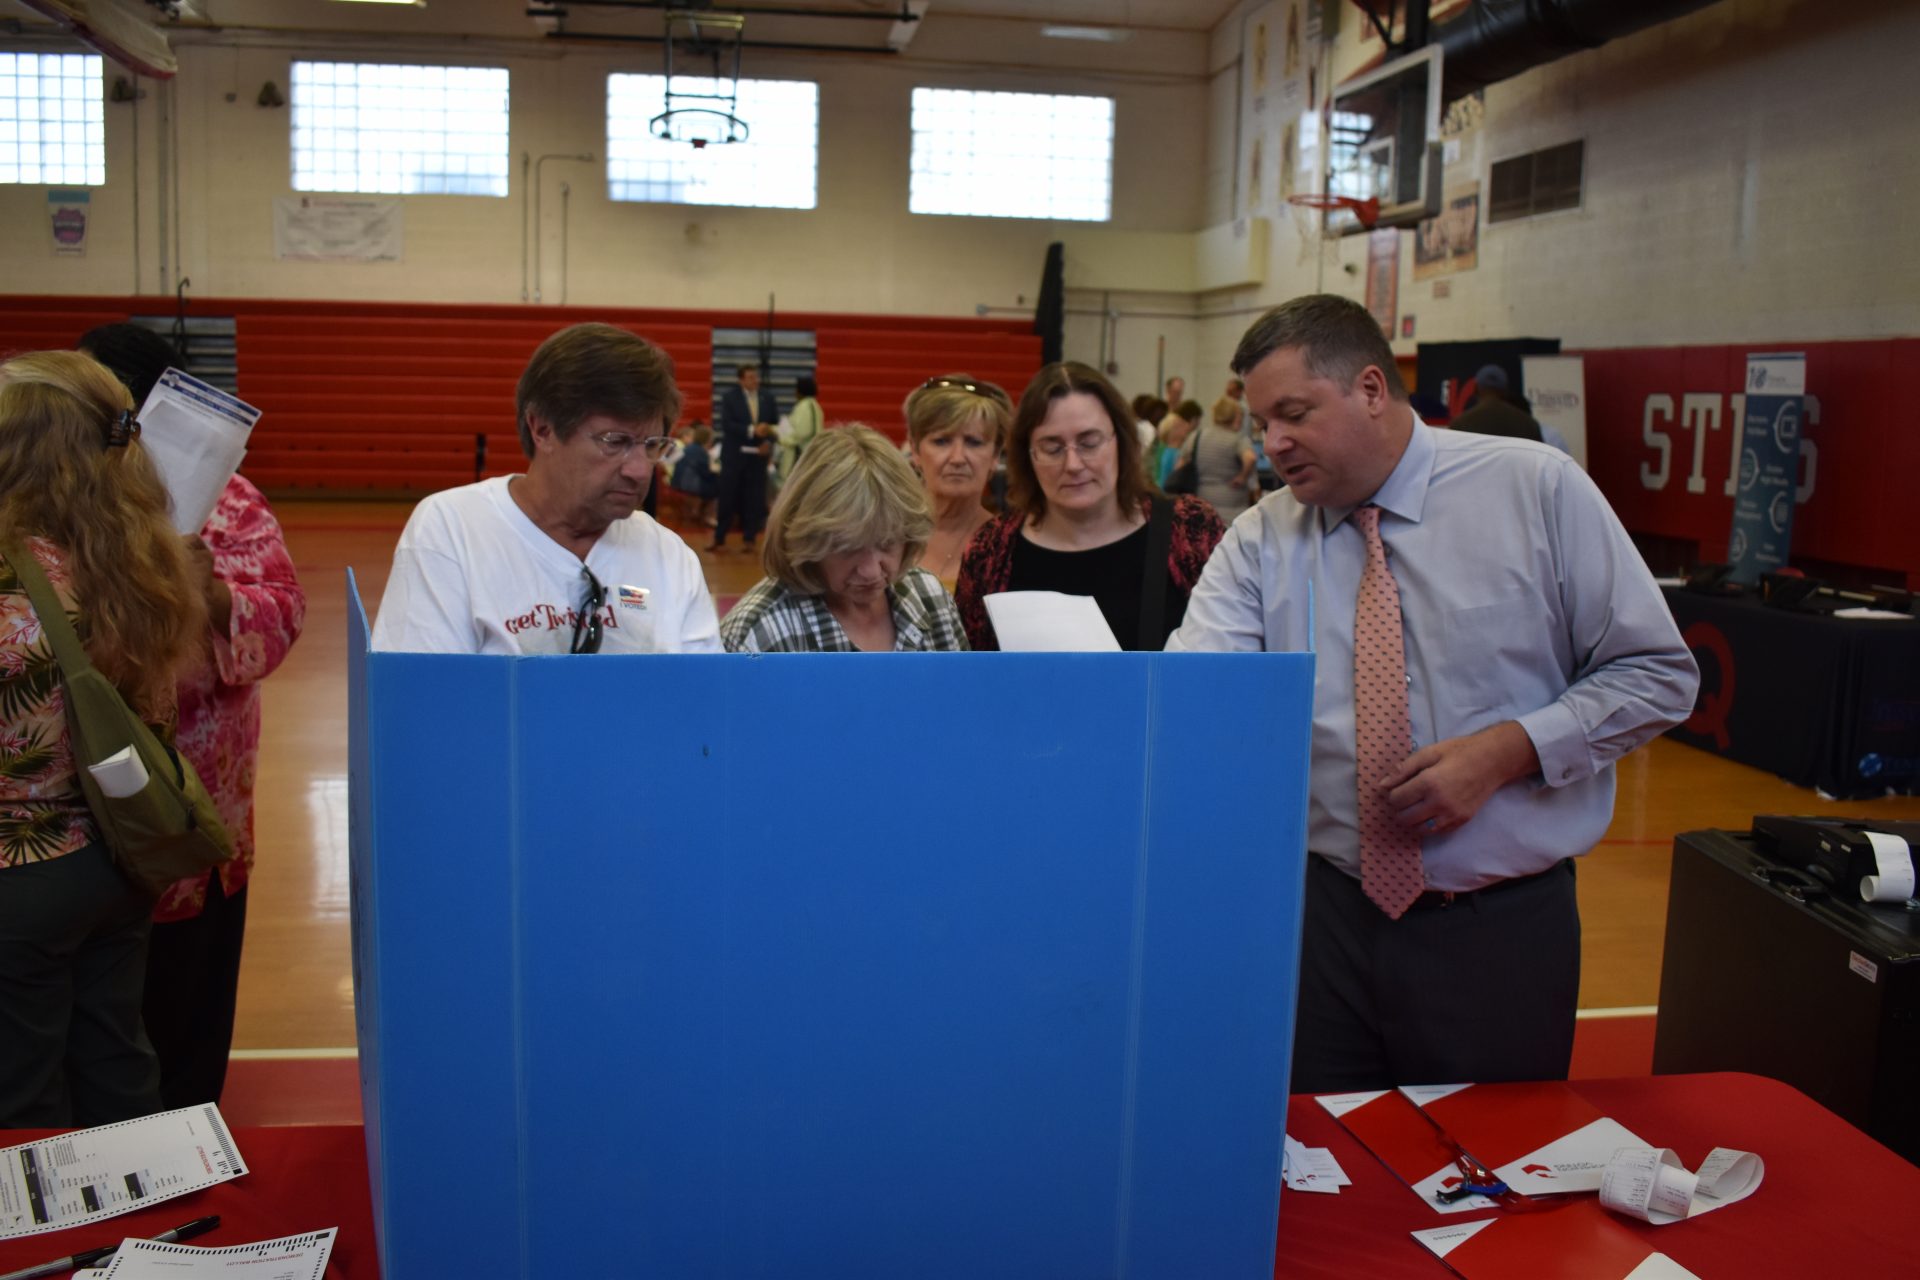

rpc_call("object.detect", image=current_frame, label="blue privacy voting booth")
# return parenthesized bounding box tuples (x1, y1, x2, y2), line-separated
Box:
(347, 577, 1313, 1279)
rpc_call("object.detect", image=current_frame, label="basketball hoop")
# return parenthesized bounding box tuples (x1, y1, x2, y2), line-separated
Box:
(649, 107, 749, 147)
(1286, 192, 1383, 230)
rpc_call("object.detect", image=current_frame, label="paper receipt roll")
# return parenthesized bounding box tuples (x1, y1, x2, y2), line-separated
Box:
(1599, 1146, 1763, 1225)
(1859, 831, 1915, 903)
(88, 745, 151, 799)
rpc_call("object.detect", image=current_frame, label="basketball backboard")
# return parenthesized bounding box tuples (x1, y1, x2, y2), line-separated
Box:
(1324, 44, 1443, 236)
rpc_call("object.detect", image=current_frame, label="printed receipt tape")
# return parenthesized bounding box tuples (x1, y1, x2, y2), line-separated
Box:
(1599, 1146, 1763, 1226)
(1859, 831, 1915, 904)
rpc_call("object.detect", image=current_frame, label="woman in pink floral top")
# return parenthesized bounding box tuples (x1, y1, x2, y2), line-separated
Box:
(1, 350, 209, 1126)
(81, 326, 307, 1111)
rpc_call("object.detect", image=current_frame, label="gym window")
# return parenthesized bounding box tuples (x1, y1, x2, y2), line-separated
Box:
(909, 88, 1113, 222)
(606, 74, 818, 210)
(290, 61, 510, 197)
(0, 52, 105, 186)
(1488, 140, 1584, 223)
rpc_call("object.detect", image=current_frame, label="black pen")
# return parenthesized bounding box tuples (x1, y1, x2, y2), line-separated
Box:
(0, 1214, 220, 1280)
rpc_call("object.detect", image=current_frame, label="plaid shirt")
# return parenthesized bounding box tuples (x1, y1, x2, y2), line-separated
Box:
(720, 567, 969, 653)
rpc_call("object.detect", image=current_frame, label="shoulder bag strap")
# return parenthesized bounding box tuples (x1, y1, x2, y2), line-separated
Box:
(2, 539, 95, 680)
(1137, 497, 1172, 652)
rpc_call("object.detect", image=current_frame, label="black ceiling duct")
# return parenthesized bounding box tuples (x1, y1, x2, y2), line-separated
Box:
(1431, 0, 1727, 100)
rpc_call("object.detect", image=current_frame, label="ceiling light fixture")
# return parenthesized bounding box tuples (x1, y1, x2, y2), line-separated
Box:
(1040, 25, 1133, 43)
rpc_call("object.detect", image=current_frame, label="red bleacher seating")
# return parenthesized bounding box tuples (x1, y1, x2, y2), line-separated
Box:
(0, 295, 1042, 495)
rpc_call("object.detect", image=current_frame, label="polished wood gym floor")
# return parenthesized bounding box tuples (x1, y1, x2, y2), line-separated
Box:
(235, 499, 1920, 1052)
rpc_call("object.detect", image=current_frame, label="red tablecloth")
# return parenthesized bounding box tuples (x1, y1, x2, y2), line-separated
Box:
(1276, 1072, 1913, 1277)
(0, 1125, 378, 1277)
(2, 1074, 1908, 1278)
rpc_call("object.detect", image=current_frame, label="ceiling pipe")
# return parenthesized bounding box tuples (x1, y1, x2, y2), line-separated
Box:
(1431, 0, 1728, 99)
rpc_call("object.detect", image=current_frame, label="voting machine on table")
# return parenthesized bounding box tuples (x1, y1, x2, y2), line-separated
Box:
(1654, 822, 1920, 1164)
(346, 575, 1316, 1279)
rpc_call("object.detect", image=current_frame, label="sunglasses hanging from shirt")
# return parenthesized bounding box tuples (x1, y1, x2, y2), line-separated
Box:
(571, 565, 608, 654)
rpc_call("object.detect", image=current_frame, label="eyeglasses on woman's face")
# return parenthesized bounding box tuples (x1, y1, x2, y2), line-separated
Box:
(1030, 430, 1113, 466)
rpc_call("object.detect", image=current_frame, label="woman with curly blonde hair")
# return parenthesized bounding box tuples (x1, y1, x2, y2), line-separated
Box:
(0, 349, 208, 1126)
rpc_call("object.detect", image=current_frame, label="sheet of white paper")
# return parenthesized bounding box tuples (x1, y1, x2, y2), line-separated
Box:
(0, 1105, 247, 1239)
(1832, 607, 1913, 620)
(1283, 1135, 1350, 1193)
(981, 591, 1120, 652)
(135, 368, 260, 535)
(98, 1229, 336, 1279)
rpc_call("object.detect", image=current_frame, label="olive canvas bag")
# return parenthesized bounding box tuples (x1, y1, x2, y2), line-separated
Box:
(4, 540, 234, 897)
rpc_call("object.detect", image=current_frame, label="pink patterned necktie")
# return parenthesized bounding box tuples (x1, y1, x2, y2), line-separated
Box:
(1352, 505, 1424, 918)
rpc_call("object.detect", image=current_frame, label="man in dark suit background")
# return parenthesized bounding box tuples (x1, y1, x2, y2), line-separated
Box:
(710, 363, 779, 552)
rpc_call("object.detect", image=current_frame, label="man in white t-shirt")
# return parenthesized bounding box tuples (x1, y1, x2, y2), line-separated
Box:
(372, 323, 722, 654)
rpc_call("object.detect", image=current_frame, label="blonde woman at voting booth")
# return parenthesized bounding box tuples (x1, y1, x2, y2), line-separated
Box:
(720, 425, 966, 654)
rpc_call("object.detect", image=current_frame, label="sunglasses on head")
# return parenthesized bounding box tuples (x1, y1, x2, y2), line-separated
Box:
(920, 376, 1010, 405)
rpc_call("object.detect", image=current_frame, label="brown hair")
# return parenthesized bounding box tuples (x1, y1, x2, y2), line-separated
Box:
(1230, 293, 1408, 400)
(0, 351, 207, 717)
(903, 374, 1012, 449)
(516, 323, 683, 456)
(762, 425, 933, 596)
(1006, 361, 1155, 526)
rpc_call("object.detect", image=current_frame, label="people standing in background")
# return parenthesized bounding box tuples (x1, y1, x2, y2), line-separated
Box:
(710, 364, 779, 553)
(1451, 364, 1573, 454)
(1169, 294, 1697, 1093)
(77, 324, 308, 1111)
(1194, 394, 1260, 524)
(777, 373, 823, 491)
(1157, 399, 1203, 489)
(1131, 394, 1166, 462)
(956, 362, 1223, 652)
(0, 350, 209, 1126)
(1164, 375, 1186, 410)
(905, 373, 1011, 591)
(670, 420, 719, 529)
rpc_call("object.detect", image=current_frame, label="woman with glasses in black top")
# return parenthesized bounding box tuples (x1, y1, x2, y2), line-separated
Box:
(954, 362, 1224, 652)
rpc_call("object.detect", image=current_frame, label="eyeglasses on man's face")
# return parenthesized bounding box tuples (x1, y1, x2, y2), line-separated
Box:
(571, 566, 607, 655)
(585, 430, 675, 462)
(1030, 430, 1113, 465)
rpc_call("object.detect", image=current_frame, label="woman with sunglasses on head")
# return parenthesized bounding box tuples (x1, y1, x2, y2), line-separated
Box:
(955, 362, 1225, 652)
(0, 350, 209, 1126)
(720, 425, 966, 653)
(904, 374, 1011, 591)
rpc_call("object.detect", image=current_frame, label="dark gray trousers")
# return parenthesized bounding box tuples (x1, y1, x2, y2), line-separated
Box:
(0, 841, 161, 1126)
(1289, 853, 1581, 1094)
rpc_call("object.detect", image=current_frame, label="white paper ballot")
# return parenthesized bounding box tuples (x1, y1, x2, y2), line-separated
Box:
(982, 591, 1120, 652)
(136, 368, 261, 535)
(87, 745, 150, 799)
(97, 1229, 336, 1279)
(1599, 1145, 1763, 1225)
(1859, 831, 1915, 903)
(1283, 1134, 1350, 1194)
(0, 1105, 247, 1239)
(1832, 607, 1912, 620)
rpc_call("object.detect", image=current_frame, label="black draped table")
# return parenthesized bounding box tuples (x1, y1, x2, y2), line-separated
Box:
(1663, 586, 1920, 797)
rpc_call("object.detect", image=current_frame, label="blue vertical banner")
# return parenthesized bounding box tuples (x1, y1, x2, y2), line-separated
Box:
(1727, 352, 1805, 584)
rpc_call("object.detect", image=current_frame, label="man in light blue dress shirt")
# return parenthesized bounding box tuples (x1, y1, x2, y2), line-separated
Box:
(1169, 295, 1698, 1093)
